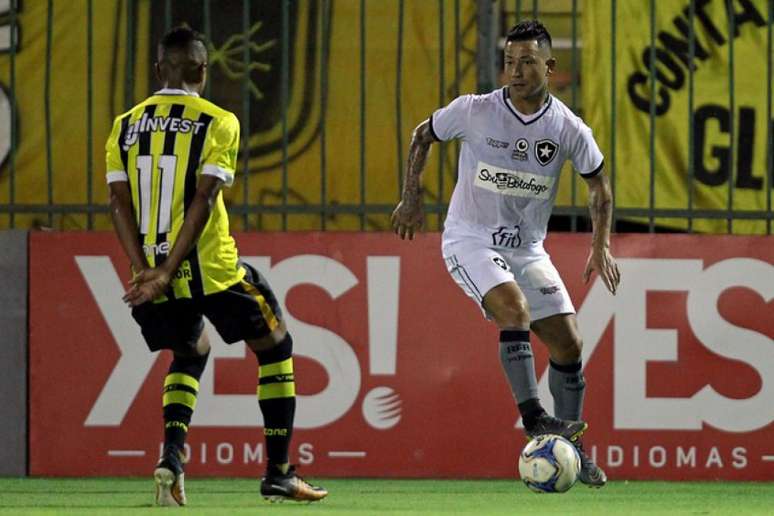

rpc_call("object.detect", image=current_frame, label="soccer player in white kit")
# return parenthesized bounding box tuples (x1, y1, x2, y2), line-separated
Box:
(391, 20, 619, 487)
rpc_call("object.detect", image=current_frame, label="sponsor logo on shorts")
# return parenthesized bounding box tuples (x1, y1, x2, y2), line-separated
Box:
(491, 256, 510, 271)
(486, 137, 509, 149)
(511, 138, 529, 161)
(491, 226, 522, 249)
(474, 161, 554, 199)
(539, 286, 560, 295)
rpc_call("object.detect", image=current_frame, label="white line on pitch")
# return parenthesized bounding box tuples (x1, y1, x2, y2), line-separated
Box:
(107, 450, 146, 457)
(762, 455, 774, 462)
(328, 451, 367, 458)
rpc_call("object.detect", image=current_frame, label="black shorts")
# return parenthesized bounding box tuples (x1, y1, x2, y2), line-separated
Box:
(131, 262, 283, 353)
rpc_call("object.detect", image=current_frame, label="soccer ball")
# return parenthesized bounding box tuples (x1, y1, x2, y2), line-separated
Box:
(518, 434, 581, 493)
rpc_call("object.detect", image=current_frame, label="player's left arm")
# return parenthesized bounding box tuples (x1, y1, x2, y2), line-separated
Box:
(109, 181, 149, 276)
(105, 116, 150, 281)
(582, 171, 621, 295)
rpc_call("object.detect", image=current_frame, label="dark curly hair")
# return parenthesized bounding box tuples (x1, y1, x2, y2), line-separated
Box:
(159, 23, 207, 57)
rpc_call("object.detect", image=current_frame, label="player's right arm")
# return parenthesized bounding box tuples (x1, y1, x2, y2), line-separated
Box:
(391, 119, 436, 240)
(391, 95, 470, 240)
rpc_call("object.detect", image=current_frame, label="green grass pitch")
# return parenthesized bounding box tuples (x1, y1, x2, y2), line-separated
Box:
(1, 478, 773, 515)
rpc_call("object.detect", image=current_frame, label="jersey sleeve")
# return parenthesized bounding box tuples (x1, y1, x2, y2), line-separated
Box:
(105, 117, 128, 183)
(568, 120, 604, 178)
(429, 95, 471, 142)
(201, 112, 240, 187)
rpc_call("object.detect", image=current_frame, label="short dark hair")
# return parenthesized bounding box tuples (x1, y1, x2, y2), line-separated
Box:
(505, 20, 552, 49)
(159, 23, 207, 58)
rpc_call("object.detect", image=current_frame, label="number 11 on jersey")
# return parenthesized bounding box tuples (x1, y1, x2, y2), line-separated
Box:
(136, 154, 177, 235)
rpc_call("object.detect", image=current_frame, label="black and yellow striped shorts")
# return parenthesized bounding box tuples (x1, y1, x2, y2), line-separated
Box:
(132, 262, 283, 353)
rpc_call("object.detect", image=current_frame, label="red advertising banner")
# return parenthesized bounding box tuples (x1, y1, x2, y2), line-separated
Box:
(29, 232, 774, 479)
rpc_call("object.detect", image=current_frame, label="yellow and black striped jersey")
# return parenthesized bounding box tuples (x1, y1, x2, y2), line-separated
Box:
(105, 88, 245, 299)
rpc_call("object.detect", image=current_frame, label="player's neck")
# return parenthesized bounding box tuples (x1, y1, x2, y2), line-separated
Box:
(160, 80, 202, 96)
(507, 86, 549, 115)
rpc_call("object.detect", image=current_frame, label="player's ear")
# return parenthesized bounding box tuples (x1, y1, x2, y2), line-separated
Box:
(545, 57, 556, 77)
(154, 62, 163, 83)
(198, 63, 208, 94)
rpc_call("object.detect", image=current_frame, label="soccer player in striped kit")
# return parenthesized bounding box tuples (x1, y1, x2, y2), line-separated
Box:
(105, 24, 327, 505)
(392, 20, 619, 487)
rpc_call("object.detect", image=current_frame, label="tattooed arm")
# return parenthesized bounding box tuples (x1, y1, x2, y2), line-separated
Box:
(390, 119, 437, 240)
(582, 171, 621, 294)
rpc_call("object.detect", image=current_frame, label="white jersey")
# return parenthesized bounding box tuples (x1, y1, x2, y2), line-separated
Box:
(431, 87, 603, 248)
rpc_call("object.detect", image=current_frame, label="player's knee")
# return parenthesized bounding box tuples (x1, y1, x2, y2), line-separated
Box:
(170, 349, 209, 379)
(255, 332, 293, 364)
(491, 299, 530, 330)
(246, 320, 289, 354)
(556, 334, 583, 363)
(193, 331, 210, 356)
(569, 335, 583, 358)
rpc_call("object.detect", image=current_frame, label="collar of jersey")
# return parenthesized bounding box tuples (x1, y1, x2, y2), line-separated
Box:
(154, 88, 200, 97)
(501, 87, 552, 125)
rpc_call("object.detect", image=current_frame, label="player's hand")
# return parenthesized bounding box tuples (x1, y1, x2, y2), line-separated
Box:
(583, 246, 621, 295)
(390, 200, 424, 240)
(123, 267, 172, 306)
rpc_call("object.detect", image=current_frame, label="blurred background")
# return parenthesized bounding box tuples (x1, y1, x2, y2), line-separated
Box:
(0, 0, 771, 234)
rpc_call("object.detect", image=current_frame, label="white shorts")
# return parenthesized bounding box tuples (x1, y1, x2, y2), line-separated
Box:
(442, 237, 575, 321)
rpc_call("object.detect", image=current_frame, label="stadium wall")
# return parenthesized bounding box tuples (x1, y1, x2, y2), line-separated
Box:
(0, 230, 27, 476)
(25, 232, 774, 480)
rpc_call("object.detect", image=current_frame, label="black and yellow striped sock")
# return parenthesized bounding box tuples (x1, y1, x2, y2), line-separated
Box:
(257, 334, 296, 470)
(163, 352, 208, 452)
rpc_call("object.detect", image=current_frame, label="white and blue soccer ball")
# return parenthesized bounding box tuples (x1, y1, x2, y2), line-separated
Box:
(518, 434, 581, 493)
